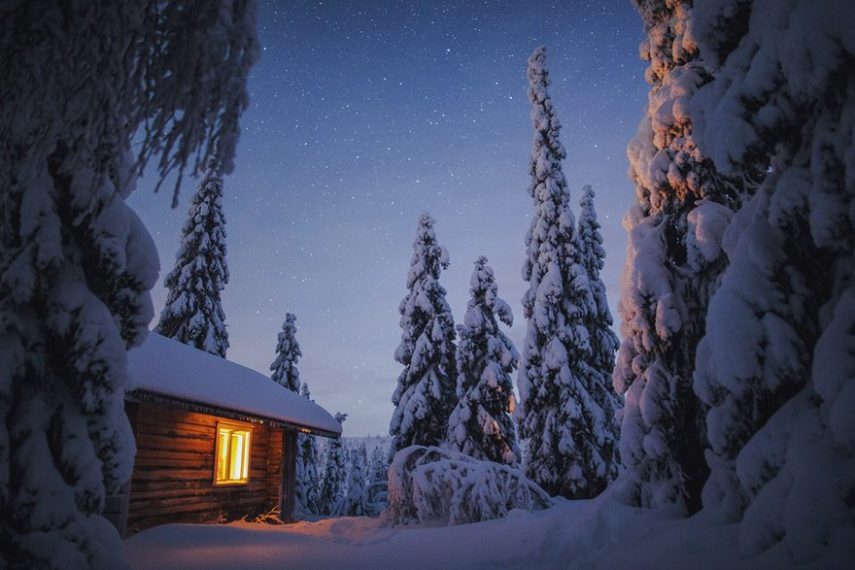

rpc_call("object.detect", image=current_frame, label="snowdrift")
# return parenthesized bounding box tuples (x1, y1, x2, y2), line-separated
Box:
(383, 446, 552, 526)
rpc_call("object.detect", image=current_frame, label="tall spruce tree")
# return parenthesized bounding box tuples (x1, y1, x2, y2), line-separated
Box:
(516, 46, 616, 499)
(689, 0, 854, 559)
(576, 186, 622, 482)
(156, 167, 230, 357)
(268, 319, 319, 516)
(270, 313, 301, 391)
(578, 186, 620, 385)
(447, 257, 520, 466)
(614, 0, 737, 513)
(389, 213, 457, 456)
(319, 413, 348, 516)
(0, 3, 257, 566)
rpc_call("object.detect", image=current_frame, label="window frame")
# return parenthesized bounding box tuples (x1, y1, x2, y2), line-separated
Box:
(213, 420, 253, 486)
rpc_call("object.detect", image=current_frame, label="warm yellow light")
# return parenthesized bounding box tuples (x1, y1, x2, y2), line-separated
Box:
(215, 424, 251, 485)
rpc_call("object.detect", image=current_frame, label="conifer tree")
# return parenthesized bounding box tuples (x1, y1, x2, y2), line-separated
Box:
(389, 213, 457, 456)
(368, 445, 389, 487)
(689, 0, 854, 558)
(270, 313, 301, 391)
(343, 446, 368, 516)
(319, 413, 348, 516)
(295, 383, 321, 516)
(615, 0, 737, 513)
(576, 186, 622, 481)
(516, 46, 616, 499)
(578, 186, 620, 384)
(359, 442, 369, 471)
(268, 315, 317, 514)
(447, 257, 520, 466)
(0, 3, 257, 566)
(157, 167, 230, 357)
(365, 445, 389, 516)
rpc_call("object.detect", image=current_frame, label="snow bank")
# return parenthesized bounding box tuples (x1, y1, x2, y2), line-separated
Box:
(127, 333, 341, 436)
(383, 446, 552, 526)
(124, 490, 852, 569)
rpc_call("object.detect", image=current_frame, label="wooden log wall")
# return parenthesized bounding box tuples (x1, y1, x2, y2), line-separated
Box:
(126, 401, 284, 534)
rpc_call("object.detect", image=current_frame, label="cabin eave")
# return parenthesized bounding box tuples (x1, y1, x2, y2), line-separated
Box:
(127, 389, 341, 439)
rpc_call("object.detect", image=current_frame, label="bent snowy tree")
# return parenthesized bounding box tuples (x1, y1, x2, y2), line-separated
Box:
(0, 2, 258, 567)
(383, 446, 553, 526)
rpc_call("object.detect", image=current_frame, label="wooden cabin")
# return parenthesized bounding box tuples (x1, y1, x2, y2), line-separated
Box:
(106, 333, 341, 536)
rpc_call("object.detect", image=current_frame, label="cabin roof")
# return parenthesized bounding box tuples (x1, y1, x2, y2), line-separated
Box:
(127, 333, 342, 438)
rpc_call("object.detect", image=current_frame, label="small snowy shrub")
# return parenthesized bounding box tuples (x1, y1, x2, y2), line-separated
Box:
(383, 446, 553, 526)
(247, 506, 284, 525)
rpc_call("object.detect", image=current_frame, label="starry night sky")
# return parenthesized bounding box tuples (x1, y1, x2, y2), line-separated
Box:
(129, 0, 648, 436)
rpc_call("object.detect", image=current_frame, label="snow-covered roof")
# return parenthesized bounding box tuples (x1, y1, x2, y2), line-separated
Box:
(127, 333, 341, 437)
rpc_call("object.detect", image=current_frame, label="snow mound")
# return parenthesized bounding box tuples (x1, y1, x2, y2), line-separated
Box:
(124, 493, 854, 569)
(383, 446, 553, 526)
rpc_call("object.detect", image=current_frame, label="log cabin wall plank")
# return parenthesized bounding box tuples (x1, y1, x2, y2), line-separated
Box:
(126, 401, 286, 535)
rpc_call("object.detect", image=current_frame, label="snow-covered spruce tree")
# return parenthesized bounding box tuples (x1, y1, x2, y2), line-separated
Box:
(270, 313, 301, 391)
(365, 445, 389, 516)
(269, 317, 317, 514)
(614, 1, 738, 513)
(295, 383, 321, 516)
(358, 442, 369, 474)
(369, 444, 390, 486)
(343, 447, 368, 516)
(156, 167, 230, 357)
(689, 1, 854, 560)
(516, 46, 619, 500)
(577, 187, 621, 390)
(576, 186, 622, 481)
(389, 213, 457, 456)
(319, 413, 348, 516)
(0, 3, 257, 567)
(447, 257, 520, 466)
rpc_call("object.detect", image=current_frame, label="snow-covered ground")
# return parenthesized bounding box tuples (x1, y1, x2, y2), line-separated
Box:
(123, 493, 849, 569)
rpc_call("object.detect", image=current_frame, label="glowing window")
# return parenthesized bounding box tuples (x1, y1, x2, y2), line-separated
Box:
(214, 423, 251, 485)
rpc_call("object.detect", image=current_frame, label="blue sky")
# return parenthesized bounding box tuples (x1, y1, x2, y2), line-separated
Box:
(129, 0, 647, 436)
